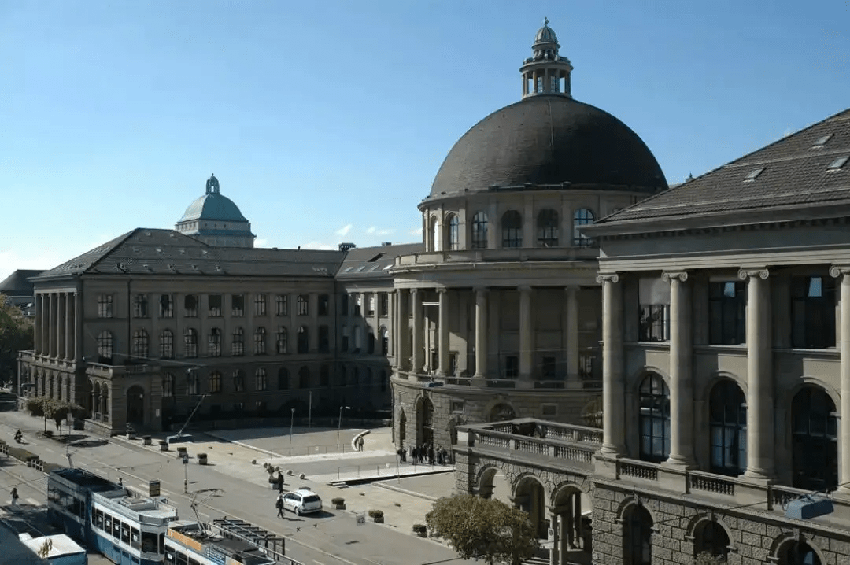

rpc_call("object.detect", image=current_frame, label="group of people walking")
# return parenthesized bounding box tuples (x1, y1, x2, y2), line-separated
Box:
(396, 444, 450, 466)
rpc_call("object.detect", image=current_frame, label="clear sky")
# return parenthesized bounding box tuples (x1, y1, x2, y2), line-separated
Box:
(1, 0, 848, 283)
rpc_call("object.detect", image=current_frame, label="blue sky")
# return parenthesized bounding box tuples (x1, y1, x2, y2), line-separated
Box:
(1, 0, 848, 283)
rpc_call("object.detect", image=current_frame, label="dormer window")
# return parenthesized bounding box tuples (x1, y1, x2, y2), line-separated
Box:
(827, 156, 848, 172)
(743, 168, 764, 182)
(811, 134, 832, 149)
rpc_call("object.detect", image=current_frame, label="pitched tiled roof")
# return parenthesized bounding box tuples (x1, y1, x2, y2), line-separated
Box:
(594, 109, 850, 227)
(337, 243, 423, 279)
(0, 270, 45, 295)
(35, 229, 346, 279)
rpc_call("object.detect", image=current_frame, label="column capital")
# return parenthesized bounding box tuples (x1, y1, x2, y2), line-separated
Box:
(662, 271, 688, 283)
(437, 288, 447, 295)
(738, 268, 769, 280)
(830, 265, 850, 279)
(410, 288, 419, 296)
(474, 286, 489, 295)
(596, 273, 619, 284)
(518, 285, 532, 293)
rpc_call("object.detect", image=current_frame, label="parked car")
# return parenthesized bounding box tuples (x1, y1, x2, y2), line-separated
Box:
(280, 488, 322, 515)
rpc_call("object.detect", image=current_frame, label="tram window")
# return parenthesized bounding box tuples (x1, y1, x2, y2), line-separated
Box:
(104, 514, 112, 534)
(164, 546, 176, 563)
(189, 559, 201, 565)
(159, 533, 165, 554)
(121, 523, 131, 544)
(131, 527, 140, 549)
(91, 506, 96, 524)
(176, 551, 188, 565)
(113, 518, 121, 539)
(96, 509, 104, 530)
(141, 531, 157, 553)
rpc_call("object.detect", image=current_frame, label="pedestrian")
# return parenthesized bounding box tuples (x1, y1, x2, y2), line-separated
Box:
(11, 487, 18, 505)
(359, 436, 365, 451)
(411, 446, 418, 463)
(428, 445, 435, 465)
(276, 496, 284, 518)
(277, 474, 284, 493)
(118, 478, 123, 487)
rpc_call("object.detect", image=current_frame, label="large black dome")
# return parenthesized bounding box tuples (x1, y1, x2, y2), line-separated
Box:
(429, 95, 667, 198)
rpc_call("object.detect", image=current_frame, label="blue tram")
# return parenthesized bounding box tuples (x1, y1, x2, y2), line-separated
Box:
(48, 468, 178, 565)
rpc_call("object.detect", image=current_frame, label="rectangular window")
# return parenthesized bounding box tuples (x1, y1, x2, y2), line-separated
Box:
(187, 371, 199, 395)
(159, 294, 173, 318)
(231, 294, 244, 317)
(297, 295, 309, 316)
(209, 372, 222, 393)
(379, 293, 389, 317)
(341, 326, 349, 352)
(638, 277, 671, 342)
(791, 275, 836, 349)
(354, 295, 361, 316)
(319, 325, 329, 352)
(708, 281, 746, 345)
(209, 294, 222, 317)
(367, 294, 376, 316)
(97, 294, 114, 318)
(275, 294, 288, 316)
(254, 294, 267, 316)
(504, 355, 519, 378)
(340, 293, 349, 316)
(184, 295, 198, 317)
(541, 356, 556, 379)
(318, 294, 329, 316)
(133, 294, 149, 318)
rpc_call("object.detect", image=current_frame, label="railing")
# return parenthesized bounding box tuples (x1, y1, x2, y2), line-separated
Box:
(537, 423, 603, 444)
(769, 484, 811, 510)
(689, 471, 736, 496)
(553, 445, 594, 464)
(619, 459, 659, 481)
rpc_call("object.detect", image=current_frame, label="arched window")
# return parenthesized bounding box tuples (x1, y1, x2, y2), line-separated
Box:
(97, 331, 113, 364)
(208, 328, 222, 357)
(448, 215, 459, 250)
(160, 330, 174, 359)
(231, 327, 244, 356)
(693, 520, 730, 562)
(299, 366, 310, 389)
(233, 370, 245, 392)
(277, 367, 289, 390)
(781, 540, 822, 565)
(209, 371, 222, 393)
(133, 329, 149, 359)
(162, 372, 174, 398)
(623, 505, 653, 565)
(276, 327, 287, 354)
(184, 328, 198, 358)
(471, 211, 488, 249)
(639, 373, 670, 462)
(297, 326, 309, 354)
(537, 209, 559, 247)
(709, 379, 747, 475)
(255, 368, 267, 391)
(573, 208, 596, 247)
(501, 210, 522, 248)
(254, 327, 266, 355)
(297, 295, 309, 316)
(792, 386, 837, 490)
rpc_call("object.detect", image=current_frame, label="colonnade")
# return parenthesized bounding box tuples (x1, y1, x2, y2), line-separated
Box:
(34, 291, 79, 360)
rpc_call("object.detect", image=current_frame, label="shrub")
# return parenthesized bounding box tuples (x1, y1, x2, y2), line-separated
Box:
(331, 497, 344, 505)
(413, 524, 427, 536)
(368, 509, 383, 519)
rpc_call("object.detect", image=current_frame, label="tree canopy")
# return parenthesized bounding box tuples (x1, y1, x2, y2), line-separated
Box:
(0, 294, 33, 385)
(26, 396, 84, 433)
(425, 494, 538, 565)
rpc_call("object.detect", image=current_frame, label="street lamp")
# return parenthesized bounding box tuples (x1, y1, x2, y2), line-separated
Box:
(290, 408, 295, 446)
(182, 453, 189, 493)
(337, 405, 350, 451)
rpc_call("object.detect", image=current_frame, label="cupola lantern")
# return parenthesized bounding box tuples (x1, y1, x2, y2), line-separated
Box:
(520, 18, 573, 98)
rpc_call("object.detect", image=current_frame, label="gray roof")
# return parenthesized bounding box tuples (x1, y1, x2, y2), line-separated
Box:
(337, 243, 423, 279)
(35, 229, 346, 280)
(0, 270, 44, 296)
(428, 94, 667, 200)
(179, 192, 249, 223)
(592, 108, 850, 230)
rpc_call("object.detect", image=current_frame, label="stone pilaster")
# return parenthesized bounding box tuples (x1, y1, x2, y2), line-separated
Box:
(411, 289, 422, 374)
(565, 286, 579, 387)
(437, 289, 449, 377)
(598, 273, 624, 456)
(663, 270, 695, 468)
(518, 286, 533, 386)
(473, 288, 488, 384)
(832, 266, 850, 493)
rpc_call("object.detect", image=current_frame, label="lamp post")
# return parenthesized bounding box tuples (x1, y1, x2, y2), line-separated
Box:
(337, 405, 350, 451)
(290, 408, 295, 446)
(182, 454, 188, 493)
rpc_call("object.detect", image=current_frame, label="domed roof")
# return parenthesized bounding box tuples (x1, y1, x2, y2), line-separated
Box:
(535, 20, 558, 45)
(429, 95, 667, 198)
(179, 174, 248, 223)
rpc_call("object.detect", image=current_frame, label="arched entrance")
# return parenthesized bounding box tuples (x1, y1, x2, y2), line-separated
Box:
(417, 396, 434, 447)
(551, 485, 591, 563)
(477, 467, 513, 505)
(515, 476, 546, 539)
(126, 386, 145, 427)
(488, 402, 516, 422)
(623, 504, 653, 565)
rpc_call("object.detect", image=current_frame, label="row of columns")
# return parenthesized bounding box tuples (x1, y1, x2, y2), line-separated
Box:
(599, 268, 834, 484)
(35, 292, 78, 360)
(393, 286, 582, 382)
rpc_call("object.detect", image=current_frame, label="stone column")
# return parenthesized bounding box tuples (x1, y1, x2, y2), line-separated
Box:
(437, 289, 449, 376)
(487, 202, 498, 249)
(663, 271, 695, 467)
(411, 289, 422, 374)
(598, 274, 625, 456)
(373, 293, 380, 352)
(49, 294, 57, 358)
(57, 293, 66, 360)
(523, 198, 534, 248)
(548, 511, 559, 565)
(74, 291, 83, 361)
(66, 293, 74, 360)
(832, 267, 850, 492)
(473, 288, 488, 383)
(740, 268, 774, 480)
(565, 286, 579, 386)
(388, 290, 395, 357)
(518, 286, 533, 386)
(397, 290, 409, 372)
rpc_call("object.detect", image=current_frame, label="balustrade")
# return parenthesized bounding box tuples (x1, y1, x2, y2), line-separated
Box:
(689, 471, 735, 496)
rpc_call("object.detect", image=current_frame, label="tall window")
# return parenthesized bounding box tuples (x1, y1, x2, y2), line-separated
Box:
(341, 326, 350, 352)
(278, 367, 289, 390)
(430, 216, 439, 251)
(504, 355, 519, 379)
(132, 330, 149, 359)
(791, 275, 836, 349)
(573, 208, 595, 247)
(276, 327, 288, 354)
(319, 325, 329, 353)
(448, 214, 459, 250)
(254, 294, 267, 316)
(318, 294, 329, 316)
(537, 209, 559, 247)
(184, 295, 198, 317)
(471, 212, 488, 249)
(792, 386, 837, 491)
(353, 295, 361, 316)
(275, 295, 288, 316)
(354, 326, 362, 353)
(162, 373, 174, 398)
(297, 295, 309, 316)
(501, 210, 522, 248)
(299, 366, 310, 389)
(297, 326, 309, 353)
(187, 370, 199, 395)
(209, 295, 222, 317)
(159, 294, 173, 318)
(254, 327, 266, 354)
(160, 330, 174, 359)
(381, 328, 389, 355)
(231, 294, 244, 317)
(367, 294, 376, 316)
(638, 278, 670, 342)
(208, 328, 222, 357)
(133, 295, 149, 318)
(255, 368, 268, 391)
(709, 281, 746, 345)
(233, 370, 245, 392)
(320, 365, 329, 386)
(184, 328, 198, 358)
(231, 327, 244, 356)
(209, 371, 222, 394)
(97, 331, 113, 363)
(709, 379, 747, 475)
(379, 293, 389, 317)
(97, 294, 114, 318)
(639, 373, 670, 462)
(623, 505, 653, 565)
